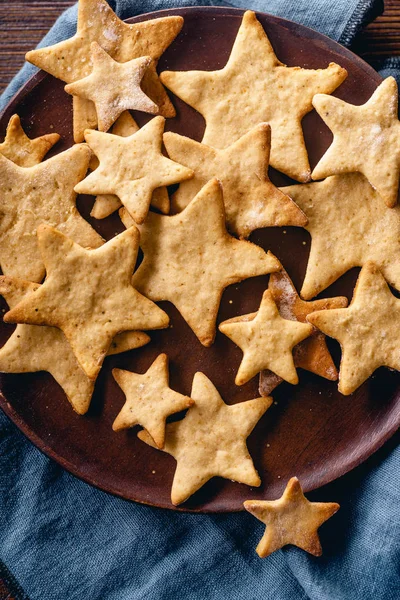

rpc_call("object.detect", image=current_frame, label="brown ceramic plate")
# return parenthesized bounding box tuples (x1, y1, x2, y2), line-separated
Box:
(0, 7, 399, 513)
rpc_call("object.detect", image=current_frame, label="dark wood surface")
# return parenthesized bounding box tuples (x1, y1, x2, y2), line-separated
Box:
(0, 0, 399, 94)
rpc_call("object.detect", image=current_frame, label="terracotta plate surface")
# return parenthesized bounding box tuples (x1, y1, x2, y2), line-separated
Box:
(0, 7, 399, 512)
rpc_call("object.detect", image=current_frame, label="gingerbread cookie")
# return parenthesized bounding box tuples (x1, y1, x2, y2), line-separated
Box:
(312, 77, 400, 207)
(0, 114, 59, 167)
(308, 262, 400, 394)
(164, 124, 307, 238)
(132, 179, 280, 346)
(138, 372, 272, 505)
(4, 225, 169, 380)
(244, 477, 339, 557)
(219, 290, 312, 385)
(160, 10, 347, 181)
(26, 0, 183, 140)
(113, 353, 193, 448)
(65, 43, 158, 132)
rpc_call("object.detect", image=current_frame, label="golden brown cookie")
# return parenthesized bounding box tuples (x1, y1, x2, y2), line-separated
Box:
(75, 116, 193, 224)
(0, 276, 150, 415)
(312, 77, 400, 207)
(113, 353, 193, 448)
(244, 477, 339, 557)
(308, 262, 400, 394)
(26, 0, 183, 140)
(160, 10, 347, 181)
(0, 114, 60, 167)
(259, 265, 347, 395)
(0, 144, 103, 283)
(65, 43, 158, 132)
(138, 372, 272, 505)
(219, 290, 312, 386)
(282, 173, 400, 299)
(163, 124, 307, 238)
(90, 112, 169, 219)
(4, 225, 169, 380)
(132, 179, 280, 346)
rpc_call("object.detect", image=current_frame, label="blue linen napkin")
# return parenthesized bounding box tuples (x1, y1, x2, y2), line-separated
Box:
(1, 2, 399, 599)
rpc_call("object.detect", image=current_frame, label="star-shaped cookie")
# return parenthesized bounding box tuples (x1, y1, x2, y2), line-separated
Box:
(75, 116, 193, 224)
(308, 262, 400, 394)
(259, 265, 347, 395)
(4, 225, 169, 380)
(160, 10, 347, 182)
(312, 77, 400, 207)
(0, 144, 103, 283)
(0, 114, 60, 167)
(219, 290, 312, 386)
(89, 111, 169, 219)
(0, 276, 150, 415)
(132, 178, 280, 346)
(26, 0, 183, 140)
(283, 173, 400, 299)
(138, 372, 272, 505)
(65, 43, 158, 132)
(163, 124, 307, 238)
(112, 353, 193, 448)
(244, 477, 339, 557)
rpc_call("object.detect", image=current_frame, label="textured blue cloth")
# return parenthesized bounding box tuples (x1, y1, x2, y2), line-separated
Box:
(1, 2, 399, 599)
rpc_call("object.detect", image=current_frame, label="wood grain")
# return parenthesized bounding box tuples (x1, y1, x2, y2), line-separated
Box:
(0, 0, 399, 95)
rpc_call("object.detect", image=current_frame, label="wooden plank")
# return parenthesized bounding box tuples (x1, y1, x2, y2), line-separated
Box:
(0, 0, 399, 94)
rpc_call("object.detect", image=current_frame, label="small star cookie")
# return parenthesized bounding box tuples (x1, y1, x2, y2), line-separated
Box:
(4, 225, 169, 380)
(312, 77, 400, 207)
(244, 477, 340, 557)
(160, 10, 347, 181)
(0, 114, 60, 167)
(282, 173, 400, 299)
(259, 265, 347, 395)
(26, 0, 183, 140)
(138, 372, 272, 505)
(65, 43, 158, 133)
(163, 124, 307, 238)
(0, 144, 103, 283)
(0, 276, 150, 415)
(219, 290, 312, 386)
(308, 262, 400, 394)
(90, 112, 169, 219)
(113, 353, 193, 448)
(75, 116, 193, 224)
(132, 178, 280, 346)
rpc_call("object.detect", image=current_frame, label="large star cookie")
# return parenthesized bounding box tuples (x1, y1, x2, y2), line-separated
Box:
(65, 43, 158, 132)
(132, 178, 280, 346)
(26, 0, 183, 140)
(4, 225, 169, 380)
(308, 262, 400, 394)
(283, 173, 400, 299)
(113, 353, 193, 448)
(0, 276, 149, 415)
(163, 124, 307, 238)
(312, 77, 400, 207)
(160, 10, 347, 181)
(0, 144, 103, 283)
(219, 290, 312, 386)
(259, 265, 347, 395)
(89, 111, 169, 219)
(0, 114, 60, 167)
(244, 477, 339, 557)
(75, 116, 193, 224)
(138, 372, 272, 505)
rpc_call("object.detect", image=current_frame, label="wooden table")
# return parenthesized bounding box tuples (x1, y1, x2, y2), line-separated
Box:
(0, 0, 399, 94)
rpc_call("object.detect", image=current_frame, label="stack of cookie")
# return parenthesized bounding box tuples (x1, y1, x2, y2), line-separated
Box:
(2, 0, 399, 557)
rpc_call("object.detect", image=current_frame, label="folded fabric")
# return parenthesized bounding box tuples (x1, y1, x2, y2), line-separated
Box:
(1, 2, 399, 599)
